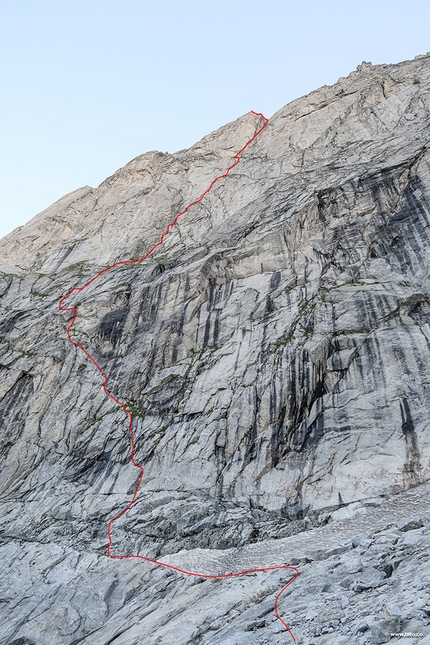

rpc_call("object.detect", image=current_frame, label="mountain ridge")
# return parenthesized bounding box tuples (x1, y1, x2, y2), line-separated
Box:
(2, 54, 430, 644)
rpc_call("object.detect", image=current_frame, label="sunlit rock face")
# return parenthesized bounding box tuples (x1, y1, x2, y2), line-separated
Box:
(2, 55, 430, 644)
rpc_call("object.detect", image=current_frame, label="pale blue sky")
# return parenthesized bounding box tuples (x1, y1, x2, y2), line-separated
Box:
(1, 0, 429, 239)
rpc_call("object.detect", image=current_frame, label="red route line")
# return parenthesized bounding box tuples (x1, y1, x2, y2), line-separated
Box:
(58, 110, 300, 642)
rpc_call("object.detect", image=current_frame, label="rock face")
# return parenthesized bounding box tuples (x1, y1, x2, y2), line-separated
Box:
(2, 54, 430, 643)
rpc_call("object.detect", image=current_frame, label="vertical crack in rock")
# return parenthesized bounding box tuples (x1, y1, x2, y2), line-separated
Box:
(400, 397, 422, 489)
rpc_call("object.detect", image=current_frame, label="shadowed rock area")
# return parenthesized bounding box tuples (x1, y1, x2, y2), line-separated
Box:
(2, 54, 430, 644)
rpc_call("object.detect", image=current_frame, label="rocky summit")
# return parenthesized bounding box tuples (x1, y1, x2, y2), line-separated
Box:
(1, 54, 430, 644)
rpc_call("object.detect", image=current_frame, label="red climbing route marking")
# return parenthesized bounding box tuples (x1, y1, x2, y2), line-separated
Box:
(59, 111, 299, 642)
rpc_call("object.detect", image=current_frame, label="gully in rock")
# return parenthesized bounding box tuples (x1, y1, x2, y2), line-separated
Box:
(58, 110, 300, 642)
